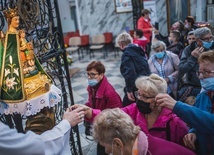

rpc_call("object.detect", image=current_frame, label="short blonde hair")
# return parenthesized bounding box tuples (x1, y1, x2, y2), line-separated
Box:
(115, 32, 133, 47)
(92, 108, 140, 145)
(135, 74, 167, 96)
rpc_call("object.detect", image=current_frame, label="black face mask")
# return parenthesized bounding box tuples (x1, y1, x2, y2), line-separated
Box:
(136, 100, 152, 114)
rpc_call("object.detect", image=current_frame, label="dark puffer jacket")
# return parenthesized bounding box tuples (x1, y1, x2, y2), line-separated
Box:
(120, 43, 151, 92)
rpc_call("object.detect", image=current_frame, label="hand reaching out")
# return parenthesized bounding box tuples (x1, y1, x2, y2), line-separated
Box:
(63, 107, 85, 127)
(70, 104, 92, 119)
(155, 93, 177, 110)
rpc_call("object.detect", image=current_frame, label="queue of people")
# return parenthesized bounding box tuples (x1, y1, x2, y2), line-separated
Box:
(77, 18, 214, 155)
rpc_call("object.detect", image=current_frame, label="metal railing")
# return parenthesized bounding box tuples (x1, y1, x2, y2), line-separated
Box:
(0, 0, 82, 154)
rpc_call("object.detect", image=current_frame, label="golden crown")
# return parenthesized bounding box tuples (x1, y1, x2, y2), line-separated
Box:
(3, 7, 19, 20)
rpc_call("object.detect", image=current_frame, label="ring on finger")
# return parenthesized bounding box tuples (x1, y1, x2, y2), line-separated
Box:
(79, 114, 83, 119)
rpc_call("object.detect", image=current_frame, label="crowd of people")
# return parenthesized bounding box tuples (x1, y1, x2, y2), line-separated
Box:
(1, 7, 214, 155)
(69, 14, 213, 154)
(74, 9, 214, 155)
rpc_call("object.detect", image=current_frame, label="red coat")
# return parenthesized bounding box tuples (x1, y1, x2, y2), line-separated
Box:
(85, 76, 122, 110)
(133, 38, 148, 51)
(137, 17, 152, 43)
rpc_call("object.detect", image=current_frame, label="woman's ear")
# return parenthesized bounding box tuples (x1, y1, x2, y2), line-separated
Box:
(112, 138, 124, 151)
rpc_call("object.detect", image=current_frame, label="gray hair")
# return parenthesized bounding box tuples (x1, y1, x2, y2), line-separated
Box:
(194, 27, 212, 39)
(115, 32, 133, 46)
(151, 41, 166, 50)
(92, 108, 140, 145)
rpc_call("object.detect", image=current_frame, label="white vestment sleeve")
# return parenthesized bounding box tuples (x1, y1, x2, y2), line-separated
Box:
(0, 121, 45, 155)
(40, 119, 72, 155)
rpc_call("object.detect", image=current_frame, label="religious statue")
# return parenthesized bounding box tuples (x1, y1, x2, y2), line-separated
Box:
(0, 7, 61, 134)
(19, 29, 38, 77)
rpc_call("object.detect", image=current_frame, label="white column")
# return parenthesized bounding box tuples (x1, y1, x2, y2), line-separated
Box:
(196, 0, 207, 22)
(75, 0, 82, 35)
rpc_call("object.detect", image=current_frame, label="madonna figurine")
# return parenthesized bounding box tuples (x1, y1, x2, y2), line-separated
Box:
(0, 7, 61, 133)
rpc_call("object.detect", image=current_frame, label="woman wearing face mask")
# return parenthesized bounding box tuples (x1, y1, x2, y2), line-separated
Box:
(148, 41, 180, 99)
(184, 16, 196, 31)
(183, 16, 197, 47)
(92, 108, 195, 155)
(156, 50, 214, 155)
(76, 74, 188, 146)
(84, 61, 122, 155)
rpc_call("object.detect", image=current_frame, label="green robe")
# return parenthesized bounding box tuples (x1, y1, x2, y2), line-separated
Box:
(0, 32, 25, 102)
(0, 32, 51, 103)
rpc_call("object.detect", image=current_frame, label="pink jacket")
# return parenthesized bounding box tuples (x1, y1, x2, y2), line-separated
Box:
(90, 103, 188, 146)
(122, 103, 188, 146)
(85, 76, 122, 110)
(146, 133, 196, 155)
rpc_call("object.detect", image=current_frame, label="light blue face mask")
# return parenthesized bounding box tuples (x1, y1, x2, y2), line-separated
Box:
(202, 40, 213, 49)
(88, 79, 98, 87)
(155, 51, 165, 59)
(200, 77, 214, 91)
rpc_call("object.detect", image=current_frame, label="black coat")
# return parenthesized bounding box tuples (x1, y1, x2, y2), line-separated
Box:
(120, 44, 151, 92)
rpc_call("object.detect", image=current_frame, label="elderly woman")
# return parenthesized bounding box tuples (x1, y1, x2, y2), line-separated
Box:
(75, 74, 188, 146)
(148, 41, 180, 99)
(84, 61, 122, 155)
(92, 108, 195, 155)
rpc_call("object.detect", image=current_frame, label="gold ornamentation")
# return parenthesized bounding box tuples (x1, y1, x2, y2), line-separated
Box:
(25, 111, 55, 135)
(3, 7, 19, 20)
(24, 72, 51, 99)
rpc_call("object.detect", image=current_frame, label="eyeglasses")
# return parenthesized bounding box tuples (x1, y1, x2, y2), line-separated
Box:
(199, 36, 214, 42)
(196, 70, 214, 78)
(134, 91, 155, 100)
(84, 72, 99, 78)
